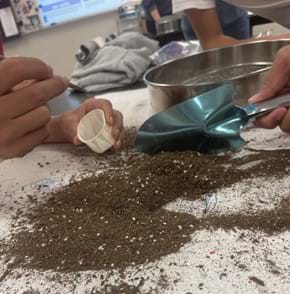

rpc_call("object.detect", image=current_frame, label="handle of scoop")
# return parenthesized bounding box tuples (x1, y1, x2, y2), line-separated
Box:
(244, 93, 290, 118)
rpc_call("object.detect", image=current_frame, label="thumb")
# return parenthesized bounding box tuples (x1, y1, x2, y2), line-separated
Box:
(61, 107, 85, 144)
(73, 135, 82, 145)
(249, 46, 290, 103)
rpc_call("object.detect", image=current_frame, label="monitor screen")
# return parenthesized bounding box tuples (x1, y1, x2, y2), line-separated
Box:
(38, 0, 122, 27)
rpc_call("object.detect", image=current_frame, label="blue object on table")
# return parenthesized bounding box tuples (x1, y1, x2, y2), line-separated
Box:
(135, 84, 290, 155)
(135, 84, 244, 155)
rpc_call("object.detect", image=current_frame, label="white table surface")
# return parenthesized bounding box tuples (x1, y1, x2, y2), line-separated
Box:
(1, 87, 290, 293)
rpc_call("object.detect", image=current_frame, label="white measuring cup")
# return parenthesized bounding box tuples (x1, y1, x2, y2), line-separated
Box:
(77, 109, 115, 153)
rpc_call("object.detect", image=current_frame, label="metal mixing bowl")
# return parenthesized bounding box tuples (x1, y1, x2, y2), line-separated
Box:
(144, 39, 290, 112)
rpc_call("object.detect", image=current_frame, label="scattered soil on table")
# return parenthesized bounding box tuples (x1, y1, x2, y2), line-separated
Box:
(91, 282, 143, 294)
(205, 195, 290, 234)
(2, 129, 290, 273)
(249, 276, 265, 286)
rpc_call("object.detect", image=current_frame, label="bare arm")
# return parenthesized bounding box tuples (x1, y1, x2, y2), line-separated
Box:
(150, 6, 161, 22)
(186, 8, 290, 49)
(186, 8, 237, 49)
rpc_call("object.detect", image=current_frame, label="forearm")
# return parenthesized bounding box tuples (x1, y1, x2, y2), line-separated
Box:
(185, 9, 237, 49)
(203, 33, 290, 50)
(201, 35, 239, 49)
(150, 7, 161, 22)
(186, 8, 290, 50)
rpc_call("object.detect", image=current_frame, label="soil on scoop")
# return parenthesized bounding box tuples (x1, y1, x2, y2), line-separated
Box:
(2, 129, 290, 272)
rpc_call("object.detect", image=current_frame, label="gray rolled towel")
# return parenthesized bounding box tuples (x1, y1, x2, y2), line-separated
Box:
(106, 31, 159, 53)
(75, 41, 100, 65)
(71, 32, 159, 93)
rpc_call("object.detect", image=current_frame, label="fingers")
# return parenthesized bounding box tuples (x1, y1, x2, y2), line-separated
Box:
(111, 110, 124, 149)
(254, 107, 287, 129)
(0, 106, 50, 146)
(0, 76, 68, 119)
(62, 98, 124, 149)
(0, 127, 48, 159)
(249, 46, 290, 132)
(113, 129, 124, 150)
(11, 106, 50, 138)
(0, 58, 68, 158)
(249, 46, 290, 103)
(0, 57, 53, 95)
(12, 79, 36, 91)
(280, 109, 290, 132)
(57, 99, 98, 145)
(83, 98, 114, 125)
(73, 135, 82, 145)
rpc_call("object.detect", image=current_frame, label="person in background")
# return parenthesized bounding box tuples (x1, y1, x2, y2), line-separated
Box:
(181, 1, 250, 41)
(171, 0, 290, 133)
(141, 0, 172, 36)
(172, 0, 290, 49)
(0, 43, 124, 159)
(141, 0, 250, 41)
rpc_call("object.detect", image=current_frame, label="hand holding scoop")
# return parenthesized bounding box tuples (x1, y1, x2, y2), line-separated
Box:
(135, 84, 290, 155)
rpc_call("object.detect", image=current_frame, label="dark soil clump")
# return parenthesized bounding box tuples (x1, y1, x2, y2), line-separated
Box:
(3, 129, 290, 272)
(249, 276, 265, 286)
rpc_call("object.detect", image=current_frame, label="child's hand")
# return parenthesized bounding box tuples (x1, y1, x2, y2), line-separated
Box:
(59, 98, 124, 150)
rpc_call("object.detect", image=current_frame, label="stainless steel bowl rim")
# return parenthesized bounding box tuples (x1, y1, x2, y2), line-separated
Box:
(144, 39, 290, 88)
(145, 62, 271, 87)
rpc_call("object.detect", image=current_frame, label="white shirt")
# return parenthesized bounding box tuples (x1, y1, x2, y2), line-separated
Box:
(172, 0, 290, 29)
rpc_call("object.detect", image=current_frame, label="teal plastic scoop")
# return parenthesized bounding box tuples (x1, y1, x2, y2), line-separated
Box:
(135, 84, 290, 155)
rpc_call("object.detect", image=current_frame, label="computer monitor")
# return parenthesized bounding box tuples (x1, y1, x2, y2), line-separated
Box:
(37, 0, 122, 27)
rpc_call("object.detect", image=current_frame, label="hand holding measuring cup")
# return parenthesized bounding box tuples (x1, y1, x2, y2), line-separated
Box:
(60, 98, 124, 152)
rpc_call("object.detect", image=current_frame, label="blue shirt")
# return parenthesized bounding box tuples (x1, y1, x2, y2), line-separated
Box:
(216, 0, 248, 29)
